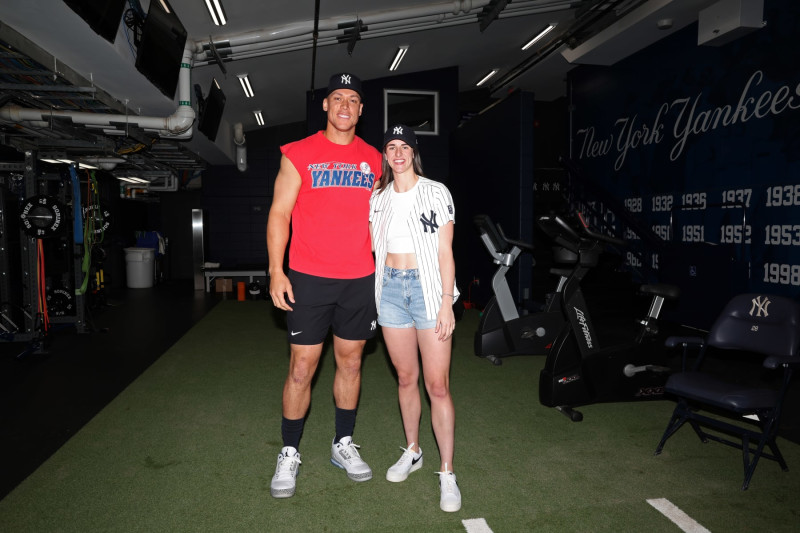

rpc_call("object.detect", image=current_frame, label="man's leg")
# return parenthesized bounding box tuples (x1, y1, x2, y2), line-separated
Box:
(283, 343, 325, 419)
(271, 343, 323, 499)
(332, 336, 366, 410)
(329, 335, 372, 481)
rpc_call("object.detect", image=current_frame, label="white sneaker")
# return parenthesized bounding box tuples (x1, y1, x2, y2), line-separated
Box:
(386, 443, 423, 482)
(331, 436, 372, 481)
(270, 446, 301, 498)
(436, 463, 461, 512)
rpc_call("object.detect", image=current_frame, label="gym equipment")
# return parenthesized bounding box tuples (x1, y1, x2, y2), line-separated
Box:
(248, 281, 263, 300)
(68, 165, 84, 244)
(83, 204, 112, 235)
(654, 293, 800, 490)
(538, 212, 680, 421)
(19, 195, 65, 238)
(46, 286, 76, 317)
(473, 214, 569, 365)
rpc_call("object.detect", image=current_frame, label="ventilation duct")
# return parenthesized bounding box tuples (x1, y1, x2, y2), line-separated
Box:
(0, 44, 196, 139)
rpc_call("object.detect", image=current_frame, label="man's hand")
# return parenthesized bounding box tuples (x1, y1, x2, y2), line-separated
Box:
(269, 270, 295, 311)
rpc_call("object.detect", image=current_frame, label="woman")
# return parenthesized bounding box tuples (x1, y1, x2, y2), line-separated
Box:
(369, 124, 461, 512)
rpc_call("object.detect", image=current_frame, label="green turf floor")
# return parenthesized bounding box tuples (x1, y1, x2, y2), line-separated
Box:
(0, 301, 798, 532)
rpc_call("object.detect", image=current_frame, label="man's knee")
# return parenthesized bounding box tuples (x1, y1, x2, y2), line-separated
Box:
(333, 339, 365, 366)
(288, 347, 323, 384)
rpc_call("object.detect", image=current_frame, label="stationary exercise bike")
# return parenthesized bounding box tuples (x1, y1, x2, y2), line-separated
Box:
(537, 212, 680, 421)
(473, 214, 571, 366)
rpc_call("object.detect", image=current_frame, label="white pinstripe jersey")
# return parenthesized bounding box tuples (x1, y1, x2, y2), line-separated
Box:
(370, 176, 460, 320)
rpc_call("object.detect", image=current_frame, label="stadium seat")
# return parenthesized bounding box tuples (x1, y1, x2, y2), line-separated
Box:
(654, 293, 800, 490)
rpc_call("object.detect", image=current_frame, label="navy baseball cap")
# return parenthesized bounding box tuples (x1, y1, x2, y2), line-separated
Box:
(383, 124, 417, 149)
(327, 72, 364, 100)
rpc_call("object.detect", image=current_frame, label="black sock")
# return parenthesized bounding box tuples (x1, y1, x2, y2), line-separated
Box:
(281, 416, 305, 450)
(334, 407, 356, 443)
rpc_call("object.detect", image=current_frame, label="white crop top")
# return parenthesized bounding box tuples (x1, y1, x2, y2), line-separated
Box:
(386, 180, 418, 254)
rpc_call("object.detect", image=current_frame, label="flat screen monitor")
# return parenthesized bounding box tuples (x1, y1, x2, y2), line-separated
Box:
(198, 78, 226, 142)
(63, 0, 127, 43)
(135, 0, 187, 99)
(383, 89, 439, 136)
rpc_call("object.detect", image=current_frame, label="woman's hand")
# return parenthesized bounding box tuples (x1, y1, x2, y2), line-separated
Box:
(435, 303, 456, 341)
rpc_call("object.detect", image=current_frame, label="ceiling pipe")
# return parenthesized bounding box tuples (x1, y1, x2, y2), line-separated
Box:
(193, 0, 488, 57)
(233, 122, 247, 173)
(147, 175, 179, 192)
(192, 0, 570, 66)
(499, 2, 577, 17)
(0, 44, 197, 139)
(192, 0, 502, 63)
(193, 18, 478, 66)
(120, 174, 178, 195)
(196, 12, 479, 63)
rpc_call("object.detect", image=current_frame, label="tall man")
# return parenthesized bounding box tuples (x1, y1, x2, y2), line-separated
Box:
(266, 73, 381, 499)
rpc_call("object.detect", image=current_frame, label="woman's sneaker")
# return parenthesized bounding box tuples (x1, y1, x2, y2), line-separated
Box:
(436, 463, 461, 512)
(270, 446, 301, 498)
(330, 436, 372, 481)
(386, 443, 423, 482)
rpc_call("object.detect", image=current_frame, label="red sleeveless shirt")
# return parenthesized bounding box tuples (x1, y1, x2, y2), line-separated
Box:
(281, 131, 381, 279)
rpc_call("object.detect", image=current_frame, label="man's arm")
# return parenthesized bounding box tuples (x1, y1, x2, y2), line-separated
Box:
(267, 155, 302, 310)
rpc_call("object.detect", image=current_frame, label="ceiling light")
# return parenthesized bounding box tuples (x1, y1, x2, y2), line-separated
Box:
(521, 24, 556, 51)
(389, 46, 409, 71)
(254, 110, 264, 126)
(204, 0, 227, 26)
(476, 69, 499, 87)
(117, 176, 149, 184)
(78, 162, 99, 170)
(237, 74, 254, 98)
(38, 156, 76, 165)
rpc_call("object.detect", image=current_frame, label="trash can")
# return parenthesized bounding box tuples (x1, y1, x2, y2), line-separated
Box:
(124, 247, 155, 288)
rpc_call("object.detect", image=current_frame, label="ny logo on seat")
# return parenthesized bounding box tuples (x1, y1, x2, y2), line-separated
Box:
(749, 295, 771, 318)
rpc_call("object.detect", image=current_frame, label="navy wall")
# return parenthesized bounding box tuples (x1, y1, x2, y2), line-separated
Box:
(451, 91, 536, 307)
(567, 0, 800, 326)
(200, 122, 304, 269)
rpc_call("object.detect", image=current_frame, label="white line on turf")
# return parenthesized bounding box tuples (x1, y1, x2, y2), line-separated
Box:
(647, 498, 711, 533)
(462, 518, 494, 533)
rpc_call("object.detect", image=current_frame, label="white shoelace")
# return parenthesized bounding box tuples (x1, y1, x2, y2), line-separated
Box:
(436, 463, 458, 493)
(275, 453, 301, 479)
(395, 443, 419, 466)
(338, 440, 363, 462)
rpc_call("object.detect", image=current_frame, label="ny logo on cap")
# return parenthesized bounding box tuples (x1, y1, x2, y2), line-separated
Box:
(393, 126, 404, 135)
(341, 74, 352, 85)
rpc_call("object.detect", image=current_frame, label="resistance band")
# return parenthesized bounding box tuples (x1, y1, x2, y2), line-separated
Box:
(68, 165, 83, 244)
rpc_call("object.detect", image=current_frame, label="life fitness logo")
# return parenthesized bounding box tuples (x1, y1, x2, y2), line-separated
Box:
(574, 306, 593, 349)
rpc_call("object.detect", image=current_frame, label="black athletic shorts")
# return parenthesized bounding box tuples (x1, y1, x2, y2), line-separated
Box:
(286, 269, 377, 345)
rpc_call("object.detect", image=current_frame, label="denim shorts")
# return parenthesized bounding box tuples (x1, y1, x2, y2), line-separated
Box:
(378, 266, 437, 330)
